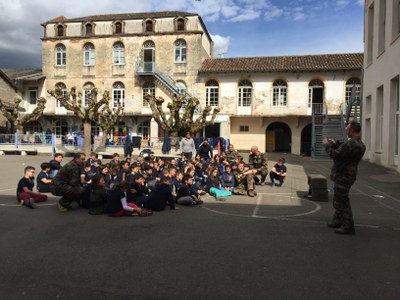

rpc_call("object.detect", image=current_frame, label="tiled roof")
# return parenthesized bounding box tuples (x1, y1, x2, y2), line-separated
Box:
(43, 11, 198, 24)
(1, 69, 43, 81)
(199, 53, 363, 73)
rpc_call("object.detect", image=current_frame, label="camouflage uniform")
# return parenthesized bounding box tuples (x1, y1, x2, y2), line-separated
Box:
(226, 149, 238, 162)
(233, 168, 255, 195)
(325, 137, 366, 230)
(248, 152, 268, 184)
(50, 159, 84, 209)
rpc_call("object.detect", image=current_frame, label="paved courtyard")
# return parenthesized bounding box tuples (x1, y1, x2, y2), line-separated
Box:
(0, 153, 399, 299)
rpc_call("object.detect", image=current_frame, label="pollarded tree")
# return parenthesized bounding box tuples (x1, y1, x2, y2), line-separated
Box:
(97, 104, 124, 144)
(48, 87, 124, 155)
(0, 96, 46, 133)
(144, 94, 220, 137)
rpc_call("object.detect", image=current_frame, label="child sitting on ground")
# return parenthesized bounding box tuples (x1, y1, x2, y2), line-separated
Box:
(36, 162, 52, 193)
(88, 174, 108, 215)
(176, 174, 203, 206)
(17, 166, 47, 209)
(206, 167, 231, 201)
(105, 181, 152, 217)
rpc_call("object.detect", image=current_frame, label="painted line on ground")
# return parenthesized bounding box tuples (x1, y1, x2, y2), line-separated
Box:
(251, 194, 262, 217)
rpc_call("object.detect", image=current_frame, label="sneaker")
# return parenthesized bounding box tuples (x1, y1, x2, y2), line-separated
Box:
(27, 198, 37, 209)
(57, 202, 68, 213)
(260, 182, 266, 186)
(271, 182, 275, 187)
(247, 190, 255, 197)
(19, 199, 24, 206)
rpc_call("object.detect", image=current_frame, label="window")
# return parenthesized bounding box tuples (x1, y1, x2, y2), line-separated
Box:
(308, 79, 324, 108)
(115, 22, 122, 34)
(24, 121, 42, 134)
(174, 39, 187, 63)
(390, 76, 399, 159)
(378, 0, 386, 54)
(393, 0, 400, 39)
(83, 82, 95, 107)
(238, 80, 252, 107)
(91, 121, 100, 137)
(272, 79, 287, 106)
(177, 18, 185, 31)
(137, 120, 150, 139)
(84, 43, 95, 66)
(376, 85, 384, 151)
(55, 82, 67, 107)
(55, 120, 69, 136)
(345, 78, 361, 104)
(176, 81, 187, 95)
(56, 44, 66, 66)
(29, 88, 38, 105)
(367, 3, 375, 64)
(239, 125, 249, 132)
(113, 82, 125, 107)
(85, 23, 93, 36)
(205, 80, 219, 106)
(57, 25, 64, 37)
(113, 43, 125, 65)
(142, 81, 155, 107)
(145, 20, 153, 32)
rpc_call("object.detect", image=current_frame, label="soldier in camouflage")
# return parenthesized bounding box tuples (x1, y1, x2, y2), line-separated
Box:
(50, 152, 86, 212)
(226, 144, 238, 162)
(248, 146, 268, 185)
(233, 162, 257, 197)
(324, 121, 366, 235)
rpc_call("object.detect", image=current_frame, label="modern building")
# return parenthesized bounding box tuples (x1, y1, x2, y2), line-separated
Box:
(1, 11, 363, 155)
(363, 0, 400, 171)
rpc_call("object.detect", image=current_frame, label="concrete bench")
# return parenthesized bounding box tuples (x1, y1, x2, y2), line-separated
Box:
(307, 174, 328, 202)
(0, 148, 38, 156)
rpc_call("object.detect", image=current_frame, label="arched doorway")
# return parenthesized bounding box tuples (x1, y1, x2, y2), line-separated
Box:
(266, 122, 291, 152)
(308, 79, 324, 114)
(301, 123, 312, 156)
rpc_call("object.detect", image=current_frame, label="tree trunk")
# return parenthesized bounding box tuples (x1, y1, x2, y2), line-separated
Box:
(83, 121, 92, 155)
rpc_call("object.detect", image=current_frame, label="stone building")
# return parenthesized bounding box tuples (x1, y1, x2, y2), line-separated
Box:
(1, 10, 363, 155)
(363, 0, 400, 172)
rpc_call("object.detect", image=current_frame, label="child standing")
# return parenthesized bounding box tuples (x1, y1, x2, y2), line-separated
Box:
(17, 166, 47, 209)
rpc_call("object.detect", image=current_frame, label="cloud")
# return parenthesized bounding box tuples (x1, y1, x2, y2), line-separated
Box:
(335, 0, 351, 9)
(211, 34, 231, 57)
(264, 5, 284, 22)
(356, 0, 364, 6)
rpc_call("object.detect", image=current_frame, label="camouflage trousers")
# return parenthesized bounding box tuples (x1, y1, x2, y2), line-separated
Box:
(254, 167, 268, 183)
(332, 183, 354, 229)
(233, 174, 255, 195)
(50, 183, 84, 208)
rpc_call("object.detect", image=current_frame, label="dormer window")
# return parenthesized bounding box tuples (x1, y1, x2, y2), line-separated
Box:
(145, 20, 154, 32)
(85, 23, 93, 36)
(115, 22, 122, 34)
(57, 25, 65, 37)
(177, 18, 185, 31)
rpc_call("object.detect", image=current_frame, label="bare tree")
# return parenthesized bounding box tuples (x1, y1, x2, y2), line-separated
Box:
(97, 105, 124, 144)
(48, 87, 124, 155)
(0, 96, 46, 133)
(144, 94, 220, 137)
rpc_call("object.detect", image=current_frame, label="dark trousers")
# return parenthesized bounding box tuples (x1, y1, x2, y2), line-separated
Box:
(17, 191, 47, 205)
(332, 183, 354, 229)
(269, 171, 285, 185)
(51, 184, 83, 208)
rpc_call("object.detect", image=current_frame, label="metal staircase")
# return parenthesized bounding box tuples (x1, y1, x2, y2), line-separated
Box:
(311, 104, 347, 158)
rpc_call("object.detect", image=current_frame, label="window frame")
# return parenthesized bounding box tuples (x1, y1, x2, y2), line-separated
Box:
(115, 22, 122, 34)
(85, 23, 93, 36)
(145, 20, 154, 32)
(177, 18, 185, 31)
(142, 81, 155, 107)
(272, 79, 288, 107)
(112, 82, 125, 108)
(113, 43, 125, 65)
(205, 80, 219, 107)
(84, 43, 95, 66)
(345, 78, 361, 104)
(55, 83, 67, 108)
(238, 80, 252, 107)
(28, 88, 38, 105)
(55, 44, 66, 66)
(57, 25, 64, 37)
(174, 39, 187, 63)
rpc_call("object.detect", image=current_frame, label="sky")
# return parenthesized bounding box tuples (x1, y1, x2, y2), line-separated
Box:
(0, 0, 365, 68)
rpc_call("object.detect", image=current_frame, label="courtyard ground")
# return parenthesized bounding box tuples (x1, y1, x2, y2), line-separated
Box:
(0, 152, 399, 299)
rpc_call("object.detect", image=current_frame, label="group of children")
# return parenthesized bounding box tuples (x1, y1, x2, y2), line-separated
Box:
(16, 145, 287, 216)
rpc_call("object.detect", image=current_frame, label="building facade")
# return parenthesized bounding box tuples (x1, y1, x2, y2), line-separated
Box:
(363, 0, 400, 171)
(1, 11, 363, 155)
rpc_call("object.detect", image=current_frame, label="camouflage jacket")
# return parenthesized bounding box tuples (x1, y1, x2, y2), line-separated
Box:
(51, 159, 82, 188)
(226, 150, 238, 161)
(248, 152, 268, 170)
(325, 137, 366, 186)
